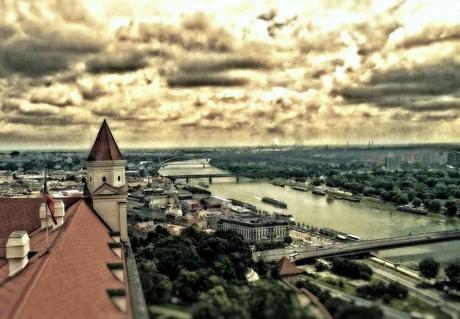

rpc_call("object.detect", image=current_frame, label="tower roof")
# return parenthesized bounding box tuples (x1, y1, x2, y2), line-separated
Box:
(87, 120, 123, 161)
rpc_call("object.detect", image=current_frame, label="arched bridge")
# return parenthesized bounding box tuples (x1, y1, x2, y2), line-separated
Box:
(255, 229, 460, 262)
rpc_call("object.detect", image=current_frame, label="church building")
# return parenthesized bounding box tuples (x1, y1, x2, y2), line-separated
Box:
(0, 120, 147, 319)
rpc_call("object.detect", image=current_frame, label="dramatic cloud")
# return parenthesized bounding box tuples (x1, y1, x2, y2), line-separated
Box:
(1, 0, 460, 149)
(86, 51, 148, 74)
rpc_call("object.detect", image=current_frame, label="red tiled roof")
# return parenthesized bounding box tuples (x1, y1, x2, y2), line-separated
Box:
(87, 119, 123, 161)
(0, 196, 82, 257)
(277, 256, 304, 276)
(0, 198, 42, 241)
(0, 199, 131, 319)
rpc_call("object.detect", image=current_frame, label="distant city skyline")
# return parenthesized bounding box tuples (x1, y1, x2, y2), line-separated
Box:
(1, 0, 460, 148)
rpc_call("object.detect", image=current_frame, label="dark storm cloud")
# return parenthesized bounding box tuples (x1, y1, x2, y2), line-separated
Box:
(339, 61, 460, 112)
(266, 126, 285, 135)
(0, 1, 106, 77)
(179, 57, 270, 73)
(167, 74, 248, 88)
(167, 56, 269, 88)
(85, 51, 148, 74)
(417, 113, 459, 122)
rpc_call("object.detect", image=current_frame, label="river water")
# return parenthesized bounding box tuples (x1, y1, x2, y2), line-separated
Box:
(159, 162, 460, 266)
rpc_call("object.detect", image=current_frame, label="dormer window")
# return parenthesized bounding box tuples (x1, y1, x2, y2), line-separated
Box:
(103, 177, 107, 182)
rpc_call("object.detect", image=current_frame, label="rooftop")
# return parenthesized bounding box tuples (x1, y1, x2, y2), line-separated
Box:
(0, 198, 132, 319)
(87, 120, 123, 161)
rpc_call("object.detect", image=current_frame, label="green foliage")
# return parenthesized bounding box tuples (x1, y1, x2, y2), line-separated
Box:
(331, 257, 373, 280)
(5, 162, 18, 171)
(192, 286, 248, 319)
(338, 305, 383, 319)
(445, 198, 458, 216)
(445, 260, 460, 290)
(284, 236, 293, 245)
(419, 257, 440, 279)
(295, 279, 382, 318)
(132, 226, 253, 306)
(247, 280, 311, 319)
(357, 281, 408, 301)
(140, 271, 172, 304)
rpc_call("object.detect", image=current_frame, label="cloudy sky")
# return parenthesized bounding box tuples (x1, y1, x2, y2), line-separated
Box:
(1, 0, 460, 149)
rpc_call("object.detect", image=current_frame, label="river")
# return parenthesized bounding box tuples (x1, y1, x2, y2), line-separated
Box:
(159, 161, 460, 266)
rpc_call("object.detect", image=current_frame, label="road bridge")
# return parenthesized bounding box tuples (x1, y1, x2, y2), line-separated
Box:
(254, 230, 460, 262)
(160, 173, 238, 183)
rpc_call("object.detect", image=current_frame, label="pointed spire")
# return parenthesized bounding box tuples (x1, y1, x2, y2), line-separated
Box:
(87, 119, 123, 161)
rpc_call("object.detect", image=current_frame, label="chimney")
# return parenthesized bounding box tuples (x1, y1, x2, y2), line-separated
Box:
(6, 231, 30, 277)
(39, 200, 65, 229)
(53, 200, 65, 229)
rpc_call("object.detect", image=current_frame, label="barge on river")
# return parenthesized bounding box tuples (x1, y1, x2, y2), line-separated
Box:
(261, 197, 287, 208)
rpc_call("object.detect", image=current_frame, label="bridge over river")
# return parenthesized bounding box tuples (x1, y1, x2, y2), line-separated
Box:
(254, 229, 460, 262)
(160, 173, 238, 183)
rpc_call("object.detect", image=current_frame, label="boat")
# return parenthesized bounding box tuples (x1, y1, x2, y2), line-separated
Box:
(312, 189, 326, 196)
(292, 185, 309, 192)
(261, 197, 287, 208)
(333, 195, 361, 202)
(272, 182, 285, 187)
(397, 205, 428, 215)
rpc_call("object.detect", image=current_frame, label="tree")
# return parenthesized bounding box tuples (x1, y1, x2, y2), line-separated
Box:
(445, 198, 458, 216)
(331, 257, 373, 280)
(388, 282, 408, 299)
(435, 183, 448, 199)
(5, 162, 18, 171)
(427, 199, 442, 213)
(284, 236, 293, 245)
(10, 151, 19, 157)
(412, 197, 422, 208)
(419, 257, 440, 278)
(173, 269, 201, 302)
(192, 286, 248, 319)
(445, 260, 460, 290)
(248, 280, 312, 319)
(140, 271, 172, 304)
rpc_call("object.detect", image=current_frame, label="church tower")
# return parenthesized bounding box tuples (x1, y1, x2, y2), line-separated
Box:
(86, 119, 128, 241)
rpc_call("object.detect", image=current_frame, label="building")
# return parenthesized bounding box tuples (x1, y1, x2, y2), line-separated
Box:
(180, 199, 202, 215)
(217, 213, 290, 244)
(0, 120, 147, 319)
(448, 152, 460, 167)
(384, 155, 401, 171)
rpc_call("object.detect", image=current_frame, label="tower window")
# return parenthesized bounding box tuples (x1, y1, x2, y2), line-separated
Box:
(102, 177, 106, 182)
(89, 177, 92, 182)
(118, 176, 121, 181)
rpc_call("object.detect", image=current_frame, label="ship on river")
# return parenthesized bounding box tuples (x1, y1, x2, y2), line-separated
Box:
(262, 197, 287, 208)
(292, 185, 309, 192)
